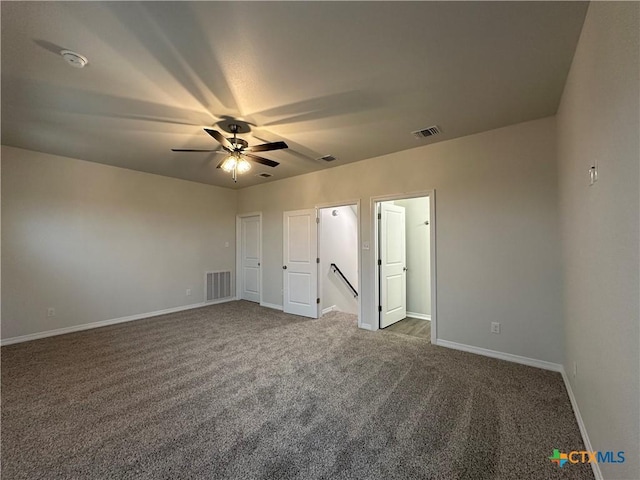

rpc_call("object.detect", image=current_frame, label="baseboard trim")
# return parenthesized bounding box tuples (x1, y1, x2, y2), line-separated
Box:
(559, 368, 603, 480)
(260, 302, 283, 311)
(407, 312, 431, 321)
(358, 323, 374, 331)
(434, 339, 563, 372)
(1, 299, 235, 346)
(322, 305, 337, 315)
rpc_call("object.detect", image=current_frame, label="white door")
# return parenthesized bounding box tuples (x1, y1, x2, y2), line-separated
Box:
(240, 215, 261, 303)
(379, 203, 407, 328)
(283, 209, 318, 318)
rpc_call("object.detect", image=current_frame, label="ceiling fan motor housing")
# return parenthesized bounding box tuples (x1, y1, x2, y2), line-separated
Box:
(230, 137, 248, 149)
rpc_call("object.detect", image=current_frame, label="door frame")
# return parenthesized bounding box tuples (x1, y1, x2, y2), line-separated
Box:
(236, 212, 263, 304)
(371, 190, 437, 344)
(316, 199, 362, 329)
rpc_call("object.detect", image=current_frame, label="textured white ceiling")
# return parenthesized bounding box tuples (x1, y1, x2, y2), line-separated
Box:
(1, 1, 588, 189)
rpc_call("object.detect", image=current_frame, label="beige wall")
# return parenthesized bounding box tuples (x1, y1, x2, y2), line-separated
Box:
(557, 2, 639, 478)
(1, 146, 237, 340)
(238, 116, 564, 363)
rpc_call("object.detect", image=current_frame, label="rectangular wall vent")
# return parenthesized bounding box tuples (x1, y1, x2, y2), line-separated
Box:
(317, 154, 336, 162)
(256, 172, 272, 178)
(206, 271, 232, 302)
(412, 125, 441, 138)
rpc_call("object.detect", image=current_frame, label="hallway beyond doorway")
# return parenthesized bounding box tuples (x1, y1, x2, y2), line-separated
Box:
(319, 204, 359, 317)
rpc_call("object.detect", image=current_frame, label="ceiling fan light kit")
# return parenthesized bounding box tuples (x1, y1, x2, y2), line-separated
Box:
(236, 158, 252, 174)
(220, 155, 238, 173)
(220, 153, 252, 182)
(172, 123, 287, 183)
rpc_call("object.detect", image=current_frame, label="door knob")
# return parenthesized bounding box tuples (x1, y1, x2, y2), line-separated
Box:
(258, 263, 261, 266)
(403, 267, 408, 271)
(283, 265, 287, 270)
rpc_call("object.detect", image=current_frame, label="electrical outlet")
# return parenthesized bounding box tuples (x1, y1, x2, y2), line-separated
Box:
(224, 241, 230, 248)
(186, 289, 191, 296)
(47, 307, 55, 317)
(490, 322, 501, 334)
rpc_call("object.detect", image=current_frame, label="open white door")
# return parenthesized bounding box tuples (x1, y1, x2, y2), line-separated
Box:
(379, 203, 407, 328)
(240, 215, 261, 303)
(283, 209, 318, 318)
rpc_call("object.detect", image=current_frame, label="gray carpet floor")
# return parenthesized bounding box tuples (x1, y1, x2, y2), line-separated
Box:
(1, 301, 593, 479)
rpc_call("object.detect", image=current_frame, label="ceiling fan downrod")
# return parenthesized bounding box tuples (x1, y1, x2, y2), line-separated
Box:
(230, 124, 239, 149)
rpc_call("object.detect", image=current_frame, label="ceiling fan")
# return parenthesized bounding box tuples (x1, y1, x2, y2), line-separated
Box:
(172, 123, 288, 182)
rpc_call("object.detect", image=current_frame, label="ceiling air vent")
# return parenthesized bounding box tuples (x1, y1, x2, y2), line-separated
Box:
(412, 125, 441, 139)
(256, 172, 272, 178)
(317, 155, 336, 162)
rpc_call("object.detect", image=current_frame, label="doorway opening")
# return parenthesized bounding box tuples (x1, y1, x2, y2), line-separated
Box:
(318, 204, 359, 319)
(374, 193, 435, 342)
(282, 203, 361, 324)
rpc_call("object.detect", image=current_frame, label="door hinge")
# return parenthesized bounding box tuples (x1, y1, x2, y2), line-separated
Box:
(378, 259, 382, 266)
(316, 217, 320, 224)
(377, 213, 381, 220)
(317, 298, 320, 304)
(378, 305, 382, 312)
(317, 258, 320, 264)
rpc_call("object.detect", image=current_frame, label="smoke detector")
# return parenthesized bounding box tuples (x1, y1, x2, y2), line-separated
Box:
(60, 50, 88, 68)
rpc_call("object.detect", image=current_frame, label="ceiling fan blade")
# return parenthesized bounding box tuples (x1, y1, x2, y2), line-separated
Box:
(171, 148, 219, 152)
(215, 159, 225, 169)
(244, 141, 288, 153)
(245, 153, 280, 168)
(204, 128, 234, 151)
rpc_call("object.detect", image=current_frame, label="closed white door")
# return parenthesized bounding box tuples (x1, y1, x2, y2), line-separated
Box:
(379, 203, 407, 328)
(283, 209, 318, 318)
(240, 215, 261, 303)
